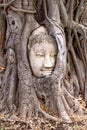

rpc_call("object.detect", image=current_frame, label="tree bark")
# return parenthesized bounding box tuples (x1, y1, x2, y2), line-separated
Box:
(0, 0, 86, 123)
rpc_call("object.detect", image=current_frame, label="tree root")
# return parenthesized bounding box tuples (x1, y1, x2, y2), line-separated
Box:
(55, 94, 72, 123)
(64, 87, 83, 114)
(18, 87, 58, 122)
(38, 108, 57, 121)
(10, 6, 36, 14)
(0, 0, 15, 8)
(0, 48, 17, 115)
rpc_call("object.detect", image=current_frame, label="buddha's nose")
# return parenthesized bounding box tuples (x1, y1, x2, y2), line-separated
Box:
(44, 55, 53, 68)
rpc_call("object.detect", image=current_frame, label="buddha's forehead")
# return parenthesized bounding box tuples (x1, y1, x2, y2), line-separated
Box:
(32, 42, 57, 53)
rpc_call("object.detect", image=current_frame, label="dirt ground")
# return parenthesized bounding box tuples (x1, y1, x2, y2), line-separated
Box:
(0, 95, 87, 130)
(0, 115, 87, 130)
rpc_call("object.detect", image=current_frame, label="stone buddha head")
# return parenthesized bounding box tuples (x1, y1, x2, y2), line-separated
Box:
(28, 26, 57, 78)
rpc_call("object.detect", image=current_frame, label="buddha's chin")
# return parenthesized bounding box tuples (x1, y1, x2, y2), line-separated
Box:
(40, 71, 52, 77)
(33, 71, 52, 78)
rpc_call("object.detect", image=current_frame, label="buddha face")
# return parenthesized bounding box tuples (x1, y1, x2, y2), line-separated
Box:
(29, 41, 57, 78)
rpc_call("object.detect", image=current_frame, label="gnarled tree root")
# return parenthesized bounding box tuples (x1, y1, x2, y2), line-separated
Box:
(38, 108, 57, 121)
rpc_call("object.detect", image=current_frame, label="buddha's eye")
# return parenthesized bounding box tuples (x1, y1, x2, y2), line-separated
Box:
(36, 52, 45, 57)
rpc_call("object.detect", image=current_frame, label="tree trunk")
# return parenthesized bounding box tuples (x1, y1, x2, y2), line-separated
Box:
(0, 0, 86, 123)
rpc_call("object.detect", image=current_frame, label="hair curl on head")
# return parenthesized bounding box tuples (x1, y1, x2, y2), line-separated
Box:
(28, 26, 57, 51)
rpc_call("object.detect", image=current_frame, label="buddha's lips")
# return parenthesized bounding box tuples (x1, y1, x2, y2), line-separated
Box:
(41, 71, 52, 75)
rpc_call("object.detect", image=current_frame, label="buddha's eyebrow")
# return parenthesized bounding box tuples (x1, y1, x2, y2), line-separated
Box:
(34, 48, 45, 53)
